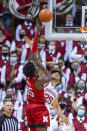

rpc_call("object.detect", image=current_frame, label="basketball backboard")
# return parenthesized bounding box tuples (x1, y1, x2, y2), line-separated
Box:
(45, 0, 87, 41)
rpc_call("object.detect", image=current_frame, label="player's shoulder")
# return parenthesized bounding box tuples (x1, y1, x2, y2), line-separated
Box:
(34, 75, 40, 82)
(0, 114, 6, 123)
(0, 114, 5, 119)
(44, 81, 51, 88)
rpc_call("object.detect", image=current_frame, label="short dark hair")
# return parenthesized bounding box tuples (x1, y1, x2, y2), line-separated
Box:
(59, 96, 67, 103)
(58, 56, 64, 61)
(3, 94, 12, 104)
(67, 85, 76, 91)
(3, 100, 13, 105)
(2, 44, 9, 49)
(10, 50, 18, 56)
(5, 94, 12, 99)
(23, 62, 36, 78)
(51, 63, 61, 71)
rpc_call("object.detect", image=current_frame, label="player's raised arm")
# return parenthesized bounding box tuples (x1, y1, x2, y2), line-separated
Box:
(30, 52, 53, 90)
(32, 18, 42, 53)
(52, 96, 69, 125)
(24, 17, 53, 89)
(24, 18, 41, 52)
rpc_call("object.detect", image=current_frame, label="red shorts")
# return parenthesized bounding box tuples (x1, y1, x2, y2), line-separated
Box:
(26, 103, 50, 128)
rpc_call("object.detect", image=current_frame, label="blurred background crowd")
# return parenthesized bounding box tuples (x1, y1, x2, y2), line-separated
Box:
(0, 0, 87, 131)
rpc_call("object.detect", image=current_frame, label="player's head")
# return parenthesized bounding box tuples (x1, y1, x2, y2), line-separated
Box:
(23, 61, 36, 78)
(67, 85, 76, 96)
(25, 12, 33, 23)
(76, 79, 86, 94)
(6, 86, 13, 97)
(58, 56, 64, 68)
(59, 96, 67, 109)
(77, 105, 86, 117)
(3, 100, 13, 115)
(51, 63, 61, 71)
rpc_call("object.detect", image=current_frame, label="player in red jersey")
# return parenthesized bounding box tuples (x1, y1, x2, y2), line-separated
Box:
(23, 55, 52, 131)
(23, 18, 69, 131)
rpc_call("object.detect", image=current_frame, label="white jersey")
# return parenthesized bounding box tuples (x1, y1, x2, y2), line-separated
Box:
(44, 82, 58, 111)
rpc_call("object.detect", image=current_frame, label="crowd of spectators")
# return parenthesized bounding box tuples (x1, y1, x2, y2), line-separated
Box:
(0, 0, 87, 131)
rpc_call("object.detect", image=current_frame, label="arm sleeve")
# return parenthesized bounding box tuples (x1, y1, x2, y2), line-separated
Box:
(75, 76, 80, 83)
(15, 65, 23, 83)
(1, 65, 6, 83)
(40, 49, 46, 67)
(5, 40, 11, 47)
(10, 41, 16, 52)
(56, 52, 61, 63)
(32, 34, 39, 53)
(21, 48, 27, 64)
(16, 25, 21, 41)
(85, 93, 87, 101)
(81, 73, 86, 81)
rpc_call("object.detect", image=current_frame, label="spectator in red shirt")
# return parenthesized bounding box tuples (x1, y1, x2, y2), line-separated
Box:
(0, 45, 10, 68)
(68, 60, 86, 86)
(81, 48, 87, 73)
(0, 19, 12, 42)
(16, 12, 36, 41)
(73, 105, 87, 131)
(0, 28, 10, 48)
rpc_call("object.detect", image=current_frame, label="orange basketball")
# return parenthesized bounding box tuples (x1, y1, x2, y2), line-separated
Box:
(39, 9, 53, 23)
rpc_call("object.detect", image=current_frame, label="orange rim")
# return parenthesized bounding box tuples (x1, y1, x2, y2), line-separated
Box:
(80, 27, 87, 31)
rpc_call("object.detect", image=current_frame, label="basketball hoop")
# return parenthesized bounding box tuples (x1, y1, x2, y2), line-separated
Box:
(80, 27, 87, 41)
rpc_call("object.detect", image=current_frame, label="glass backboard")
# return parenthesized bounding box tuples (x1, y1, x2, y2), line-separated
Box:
(45, 0, 87, 41)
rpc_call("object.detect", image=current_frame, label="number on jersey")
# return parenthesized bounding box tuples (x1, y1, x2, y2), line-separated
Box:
(27, 87, 34, 97)
(45, 94, 53, 104)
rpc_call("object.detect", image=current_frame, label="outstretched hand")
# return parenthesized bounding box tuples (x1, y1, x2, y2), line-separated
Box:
(59, 115, 69, 125)
(24, 36, 33, 48)
(52, 96, 69, 125)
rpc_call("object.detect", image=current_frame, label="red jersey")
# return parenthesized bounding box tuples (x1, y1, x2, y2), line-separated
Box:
(73, 116, 87, 131)
(26, 76, 46, 103)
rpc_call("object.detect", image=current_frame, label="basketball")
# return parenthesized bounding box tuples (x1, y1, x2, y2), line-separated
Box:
(39, 9, 53, 23)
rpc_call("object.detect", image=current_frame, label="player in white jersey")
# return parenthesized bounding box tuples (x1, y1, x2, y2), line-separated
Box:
(44, 70, 61, 131)
(44, 81, 58, 111)
(44, 69, 61, 110)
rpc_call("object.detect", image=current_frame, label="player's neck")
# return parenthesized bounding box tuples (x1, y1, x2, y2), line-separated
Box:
(3, 112, 12, 117)
(51, 80, 59, 87)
